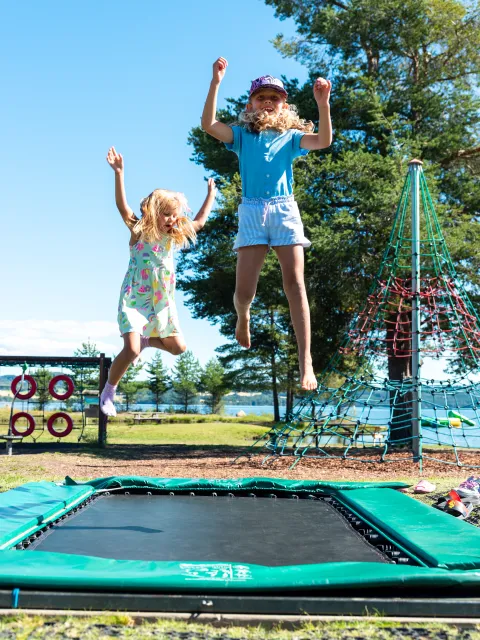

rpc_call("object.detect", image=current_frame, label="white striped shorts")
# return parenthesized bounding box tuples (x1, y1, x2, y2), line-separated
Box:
(234, 195, 311, 251)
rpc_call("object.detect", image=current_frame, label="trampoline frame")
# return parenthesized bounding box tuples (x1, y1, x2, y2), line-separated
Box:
(1, 476, 480, 616)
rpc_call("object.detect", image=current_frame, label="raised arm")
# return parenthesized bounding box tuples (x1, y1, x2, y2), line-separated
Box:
(192, 178, 217, 232)
(106, 147, 137, 230)
(201, 58, 234, 144)
(300, 78, 332, 151)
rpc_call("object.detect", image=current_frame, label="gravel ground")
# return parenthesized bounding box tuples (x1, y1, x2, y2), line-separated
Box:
(3, 443, 480, 484)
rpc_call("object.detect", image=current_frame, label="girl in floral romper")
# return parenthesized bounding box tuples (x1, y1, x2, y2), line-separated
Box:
(100, 146, 216, 417)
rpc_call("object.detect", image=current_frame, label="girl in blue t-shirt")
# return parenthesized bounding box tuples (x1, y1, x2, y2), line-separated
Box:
(201, 57, 332, 391)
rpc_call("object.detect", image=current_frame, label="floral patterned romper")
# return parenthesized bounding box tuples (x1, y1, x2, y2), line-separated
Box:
(117, 237, 180, 338)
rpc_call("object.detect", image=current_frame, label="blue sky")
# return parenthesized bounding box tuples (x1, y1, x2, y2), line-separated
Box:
(0, 0, 308, 374)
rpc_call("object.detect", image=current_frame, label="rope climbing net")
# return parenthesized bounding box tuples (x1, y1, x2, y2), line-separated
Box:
(240, 162, 480, 469)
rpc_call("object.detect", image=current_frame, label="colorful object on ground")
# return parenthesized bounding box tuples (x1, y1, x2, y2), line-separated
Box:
(434, 489, 473, 520)
(456, 476, 480, 504)
(414, 480, 436, 494)
(239, 162, 480, 469)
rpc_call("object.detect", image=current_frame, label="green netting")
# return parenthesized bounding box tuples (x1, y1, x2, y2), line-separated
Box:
(240, 164, 480, 469)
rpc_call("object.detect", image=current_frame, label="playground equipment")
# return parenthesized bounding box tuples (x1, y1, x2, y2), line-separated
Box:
(0, 355, 111, 448)
(2, 476, 480, 615)
(241, 161, 480, 469)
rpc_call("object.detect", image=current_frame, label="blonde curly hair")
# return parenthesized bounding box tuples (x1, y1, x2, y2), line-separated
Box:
(133, 189, 196, 249)
(238, 103, 314, 134)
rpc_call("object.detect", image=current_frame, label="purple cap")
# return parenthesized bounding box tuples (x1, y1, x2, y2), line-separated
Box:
(249, 75, 287, 98)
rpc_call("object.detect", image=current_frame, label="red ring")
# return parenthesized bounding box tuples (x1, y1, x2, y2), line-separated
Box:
(48, 375, 75, 400)
(11, 375, 37, 400)
(11, 412, 36, 437)
(47, 412, 74, 438)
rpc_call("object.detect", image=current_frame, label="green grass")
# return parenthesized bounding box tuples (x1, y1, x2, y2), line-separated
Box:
(107, 421, 270, 445)
(0, 615, 478, 640)
(0, 463, 48, 491)
(2, 420, 270, 447)
(0, 407, 274, 446)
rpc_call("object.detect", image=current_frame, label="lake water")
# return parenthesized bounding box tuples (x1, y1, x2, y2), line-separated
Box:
(3, 399, 480, 447)
(0, 400, 282, 417)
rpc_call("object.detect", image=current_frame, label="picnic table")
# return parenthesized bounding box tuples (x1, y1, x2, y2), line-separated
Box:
(132, 413, 166, 425)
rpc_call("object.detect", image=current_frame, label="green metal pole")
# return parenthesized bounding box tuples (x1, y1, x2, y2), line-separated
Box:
(409, 160, 422, 469)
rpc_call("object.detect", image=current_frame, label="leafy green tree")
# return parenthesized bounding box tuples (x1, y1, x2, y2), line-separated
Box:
(145, 353, 171, 411)
(117, 362, 144, 411)
(200, 357, 231, 414)
(33, 368, 53, 411)
(172, 350, 201, 413)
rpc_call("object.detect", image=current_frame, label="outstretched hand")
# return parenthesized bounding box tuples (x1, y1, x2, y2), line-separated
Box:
(313, 78, 331, 106)
(207, 177, 217, 198)
(212, 57, 228, 84)
(106, 146, 124, 173)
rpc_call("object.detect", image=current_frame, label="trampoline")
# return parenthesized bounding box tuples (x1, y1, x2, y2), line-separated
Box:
(1, 476, 480, 616)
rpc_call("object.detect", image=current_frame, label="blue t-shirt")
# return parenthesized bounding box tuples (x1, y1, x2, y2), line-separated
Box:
(224, 125, 308, 199)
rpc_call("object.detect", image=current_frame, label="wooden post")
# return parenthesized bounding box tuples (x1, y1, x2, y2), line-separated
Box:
(98, 352, 108, 447)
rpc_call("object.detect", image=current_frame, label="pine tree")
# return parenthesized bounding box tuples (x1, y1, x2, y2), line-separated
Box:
(145, 353, 171, 411)
(172, 351, 201, 413)
(200, 358, 231, 414)
(33, 368, 53, 411)
(72, 339, 101, 401)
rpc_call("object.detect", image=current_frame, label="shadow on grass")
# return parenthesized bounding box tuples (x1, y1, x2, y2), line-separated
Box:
(7, 442, 252, 461)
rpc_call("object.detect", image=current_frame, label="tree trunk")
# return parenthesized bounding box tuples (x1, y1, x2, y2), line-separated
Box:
(269, 309, 280, 422)
(271, 351, 280, 422)
(387, 307, 413, 447)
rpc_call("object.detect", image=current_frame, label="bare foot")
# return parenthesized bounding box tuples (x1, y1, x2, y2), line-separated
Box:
(300, 362, 318, 391)
(236, 313, 251, 348)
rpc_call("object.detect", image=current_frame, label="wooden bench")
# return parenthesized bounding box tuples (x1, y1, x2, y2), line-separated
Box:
(132, 413, 166, 425)
(84, 405, 99, 424)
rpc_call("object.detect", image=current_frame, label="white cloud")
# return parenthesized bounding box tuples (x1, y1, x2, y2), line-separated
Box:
(0, 319, 121, 358)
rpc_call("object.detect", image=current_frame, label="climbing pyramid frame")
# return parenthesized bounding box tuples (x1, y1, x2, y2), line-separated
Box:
(242, 161, 480, 469)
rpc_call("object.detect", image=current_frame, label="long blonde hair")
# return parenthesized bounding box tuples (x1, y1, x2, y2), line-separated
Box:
(238, 103, 314, 134)
(133, 189, 196, 249)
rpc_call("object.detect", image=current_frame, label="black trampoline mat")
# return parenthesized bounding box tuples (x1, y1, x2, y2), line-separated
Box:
(28, 495, 389, 565)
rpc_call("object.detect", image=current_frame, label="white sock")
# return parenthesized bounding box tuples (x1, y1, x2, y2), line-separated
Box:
(100, 381, 117, 417)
